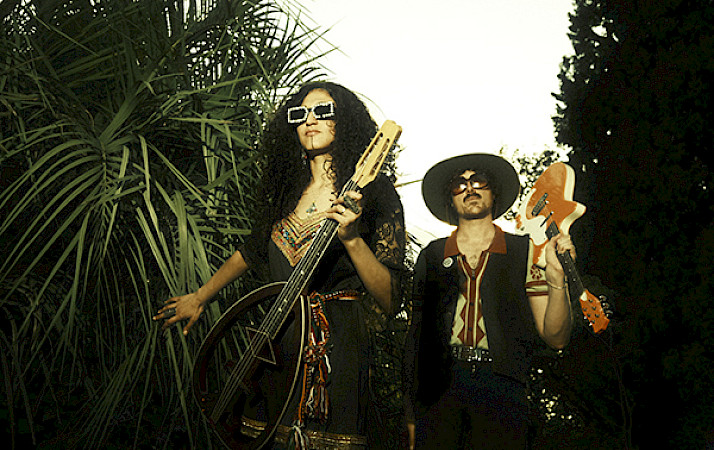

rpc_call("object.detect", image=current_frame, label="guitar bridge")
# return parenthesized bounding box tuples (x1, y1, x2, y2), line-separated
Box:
(245, 326, 277, 366)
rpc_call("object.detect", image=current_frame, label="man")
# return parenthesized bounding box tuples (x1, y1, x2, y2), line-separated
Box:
(403, 153, 574, 449)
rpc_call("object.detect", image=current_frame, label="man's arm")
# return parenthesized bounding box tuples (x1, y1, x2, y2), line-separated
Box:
(529, 233, 574, 349)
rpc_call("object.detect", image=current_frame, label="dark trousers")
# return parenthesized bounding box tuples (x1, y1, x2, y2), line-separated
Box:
(415, 361, 529, 450)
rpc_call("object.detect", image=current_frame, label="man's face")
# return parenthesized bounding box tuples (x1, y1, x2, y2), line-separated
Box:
(450, 170, 495, 220)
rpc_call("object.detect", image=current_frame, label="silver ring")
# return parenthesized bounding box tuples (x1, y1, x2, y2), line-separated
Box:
(343, 196, 361, 215)
(164, 307, 176, 319)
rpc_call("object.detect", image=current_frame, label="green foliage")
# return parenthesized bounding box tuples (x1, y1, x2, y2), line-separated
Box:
(503, 146, 563, 221)
(0, 0, 327, 447)
(554, 0, 714, 447)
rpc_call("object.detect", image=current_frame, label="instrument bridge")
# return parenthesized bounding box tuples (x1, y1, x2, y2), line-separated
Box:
(246, 326, 277, 365)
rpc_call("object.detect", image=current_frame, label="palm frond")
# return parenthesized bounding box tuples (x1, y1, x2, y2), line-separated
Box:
(0, 0, 330, 447)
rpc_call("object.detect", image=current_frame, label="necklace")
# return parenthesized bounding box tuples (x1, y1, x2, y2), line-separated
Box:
(306, 202, 317, 215)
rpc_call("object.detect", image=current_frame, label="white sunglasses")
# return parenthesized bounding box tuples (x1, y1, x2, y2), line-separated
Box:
(287, 101, 336, 124)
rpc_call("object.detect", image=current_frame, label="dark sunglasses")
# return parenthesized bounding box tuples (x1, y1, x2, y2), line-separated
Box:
(287, 101, 336, 124)
(450, 173, 490, 196)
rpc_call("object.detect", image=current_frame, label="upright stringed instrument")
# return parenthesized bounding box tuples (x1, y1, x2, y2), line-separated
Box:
(516, 162, 610, 334)
(192, 121, 402, 449)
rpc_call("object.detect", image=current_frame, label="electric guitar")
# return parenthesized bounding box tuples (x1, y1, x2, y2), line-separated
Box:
(515, 162, 611, 334)
(192, 121, 402, 449)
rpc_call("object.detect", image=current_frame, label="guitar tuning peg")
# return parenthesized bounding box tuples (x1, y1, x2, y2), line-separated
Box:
(598, 294, 614, 316)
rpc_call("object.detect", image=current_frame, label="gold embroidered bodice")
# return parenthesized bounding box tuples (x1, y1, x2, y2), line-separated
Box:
(271, 212, 326, 267)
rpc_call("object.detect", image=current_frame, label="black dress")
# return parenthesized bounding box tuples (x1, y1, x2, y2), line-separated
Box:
(240, 175, 406, 444)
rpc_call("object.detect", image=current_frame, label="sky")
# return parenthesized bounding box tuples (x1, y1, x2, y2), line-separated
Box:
(296, 0, 576, 243)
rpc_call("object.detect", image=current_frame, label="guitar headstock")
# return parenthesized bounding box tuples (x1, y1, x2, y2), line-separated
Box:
(351, 120, 402, 189)
(580, 290, 611, 335)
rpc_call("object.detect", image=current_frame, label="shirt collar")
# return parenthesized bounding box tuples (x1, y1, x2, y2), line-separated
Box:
(443, 224, 507, 259)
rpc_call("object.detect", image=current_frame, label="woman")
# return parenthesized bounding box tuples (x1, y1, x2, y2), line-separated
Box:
(154, 82, 406, 448)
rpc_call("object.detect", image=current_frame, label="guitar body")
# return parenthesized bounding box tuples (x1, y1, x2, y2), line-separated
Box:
(516, 162, 585, 268)
(192, 282, 309, 449)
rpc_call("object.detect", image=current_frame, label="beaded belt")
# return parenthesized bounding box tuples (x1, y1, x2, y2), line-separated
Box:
(240, 417, 368, 449)
(451, 345, 493, 363)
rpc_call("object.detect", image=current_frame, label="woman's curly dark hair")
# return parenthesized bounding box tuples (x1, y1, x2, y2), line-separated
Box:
(252, 81, 397, 239)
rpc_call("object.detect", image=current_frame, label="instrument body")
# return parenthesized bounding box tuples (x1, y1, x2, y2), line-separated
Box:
(192, 121, 402, 449)
(516, 162, 610, 334)
(193, 282, 308, 449)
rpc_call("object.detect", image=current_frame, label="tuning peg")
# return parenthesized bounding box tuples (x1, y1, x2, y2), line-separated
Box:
(598, 295, 614, 317)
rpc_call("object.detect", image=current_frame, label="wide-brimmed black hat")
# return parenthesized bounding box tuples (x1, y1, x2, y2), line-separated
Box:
(422, 153, 520, 225)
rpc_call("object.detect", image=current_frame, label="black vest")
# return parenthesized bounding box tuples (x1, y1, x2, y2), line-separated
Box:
(412, 232, 539, 405)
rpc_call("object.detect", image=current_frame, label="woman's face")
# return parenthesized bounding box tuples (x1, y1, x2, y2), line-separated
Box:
(296, 89, 336, 155)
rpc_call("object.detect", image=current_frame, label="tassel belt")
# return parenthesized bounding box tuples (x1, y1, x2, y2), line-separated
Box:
(312, 289, 361, 302)
(451, 345, 493, 363)
(275, 424, 368, 449)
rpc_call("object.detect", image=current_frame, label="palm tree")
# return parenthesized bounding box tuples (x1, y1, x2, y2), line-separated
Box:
(0, 0, 326, 446)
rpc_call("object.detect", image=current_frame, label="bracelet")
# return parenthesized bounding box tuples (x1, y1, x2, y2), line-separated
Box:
(546, 279, 566, 290)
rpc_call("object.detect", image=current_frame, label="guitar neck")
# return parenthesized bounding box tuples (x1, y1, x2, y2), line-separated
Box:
(545, 222, 585, 298)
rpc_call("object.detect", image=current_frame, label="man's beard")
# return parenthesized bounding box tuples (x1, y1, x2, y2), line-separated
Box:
(460, 193, 494, 220)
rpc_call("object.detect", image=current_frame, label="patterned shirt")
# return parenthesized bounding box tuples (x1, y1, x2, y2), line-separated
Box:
(445, 225, 548, 348)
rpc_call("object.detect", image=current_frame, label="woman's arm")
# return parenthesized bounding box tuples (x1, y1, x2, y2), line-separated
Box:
(328, 187, 405, 314)
(341, 232, 394, 311)
(154, 249, 249, 335)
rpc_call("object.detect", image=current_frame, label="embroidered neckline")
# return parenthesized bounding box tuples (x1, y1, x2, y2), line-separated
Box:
(271, 212, 326, 266)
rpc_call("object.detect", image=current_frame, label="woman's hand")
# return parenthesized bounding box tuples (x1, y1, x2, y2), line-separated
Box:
(153, 250, 248, 336)
(153, 291, 206, 336)
(327, 191, 363, 242)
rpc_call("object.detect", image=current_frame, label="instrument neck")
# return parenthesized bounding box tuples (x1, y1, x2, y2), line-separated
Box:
(265, 179, 359, 337)
(545, 221, 585, 298)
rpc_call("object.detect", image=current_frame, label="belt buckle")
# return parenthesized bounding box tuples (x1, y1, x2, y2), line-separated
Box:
(468, 347, 484, 363)
(452, 345, 491, 363)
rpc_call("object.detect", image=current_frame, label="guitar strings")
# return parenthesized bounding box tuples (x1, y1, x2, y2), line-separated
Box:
(542, 205, 609, 332)
(212, 182, 352, 418)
